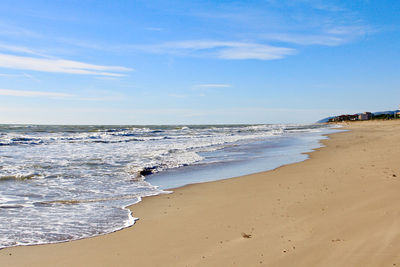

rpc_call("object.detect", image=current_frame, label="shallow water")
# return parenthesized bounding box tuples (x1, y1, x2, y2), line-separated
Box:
(0, 123, 337, 248)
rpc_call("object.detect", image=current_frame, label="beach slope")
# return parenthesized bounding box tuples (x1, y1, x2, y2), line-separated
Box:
(1, 120, 400, 266)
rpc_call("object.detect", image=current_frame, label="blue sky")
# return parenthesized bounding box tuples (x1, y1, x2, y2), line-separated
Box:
(0, 0, 399, 124)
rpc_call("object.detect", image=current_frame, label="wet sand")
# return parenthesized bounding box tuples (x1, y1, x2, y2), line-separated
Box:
(1, 120, 400, 266)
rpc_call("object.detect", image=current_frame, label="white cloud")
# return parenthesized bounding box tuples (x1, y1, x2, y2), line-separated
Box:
(0, 43, 47, 56)
(194, 84, 232, 88)
(0, 73, 41, 82)
(0, 88, 126, 101)
(138, 40, 295, 60)
(0, 89, 73, 98)
(217, 43, 294, 60)
(263, 25, 370, 46)
(263, 33, 345, 46)
(326, 26, 369, 36)
(0, 53, 132, 76)
(0, 21, 40, 38)
(76, 96, 123, 101)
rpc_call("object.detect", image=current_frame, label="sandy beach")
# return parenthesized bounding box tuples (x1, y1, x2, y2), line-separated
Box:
(1, 120, 400, 266)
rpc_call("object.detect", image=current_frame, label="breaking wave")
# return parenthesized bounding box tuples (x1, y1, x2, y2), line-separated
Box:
(0, 123, 334, 249)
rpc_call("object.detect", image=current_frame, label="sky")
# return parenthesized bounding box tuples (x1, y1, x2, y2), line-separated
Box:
(0, 0, 399, 125)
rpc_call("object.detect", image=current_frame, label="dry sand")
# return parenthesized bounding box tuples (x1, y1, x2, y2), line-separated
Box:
(1, 120, 400, 266)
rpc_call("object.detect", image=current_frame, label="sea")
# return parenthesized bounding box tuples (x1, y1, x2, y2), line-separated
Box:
(0, 123, 340, 249)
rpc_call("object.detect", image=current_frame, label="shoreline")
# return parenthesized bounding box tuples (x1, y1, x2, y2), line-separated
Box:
(144, 125, 337, 191)
(152, 129, 341, 192)
(0, 124, 335, 250)
(1, 120, 400, 266)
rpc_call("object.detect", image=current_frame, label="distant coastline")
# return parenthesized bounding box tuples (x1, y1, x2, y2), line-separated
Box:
(318, 109, 400, 123)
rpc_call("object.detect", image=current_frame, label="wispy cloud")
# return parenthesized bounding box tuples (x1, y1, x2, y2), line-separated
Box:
(0, 88, 73, 98)
(0, 43, 47, 56)
(263, 25, 370, 46)
(277, 0, 345, 12)
(0, 88, 126, 101)
(0, 21, 40, 38)
(263, 33, 344, 46)
(183, 1, 371, 50)
(0, 72, 41, 82)
(137, 40, 295, 60)
(194, 84, 232, 88)
(326, 26, 370, 36)
(76, 96, 123, 101)
(0, 53, 132, 76)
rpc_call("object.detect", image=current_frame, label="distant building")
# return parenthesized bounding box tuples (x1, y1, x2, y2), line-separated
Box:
(329, 114, 359, 122)
(358, 112, 372, 121)
(396, 111, 400, 118)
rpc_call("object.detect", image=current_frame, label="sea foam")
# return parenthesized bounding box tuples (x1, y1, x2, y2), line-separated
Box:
(0, 123, 336, 248)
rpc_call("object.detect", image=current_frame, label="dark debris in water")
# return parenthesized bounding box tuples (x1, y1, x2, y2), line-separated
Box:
(140, 167, 157, 176)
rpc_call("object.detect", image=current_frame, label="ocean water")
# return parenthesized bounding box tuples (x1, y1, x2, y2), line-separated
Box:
(0, 123, 338, 248)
